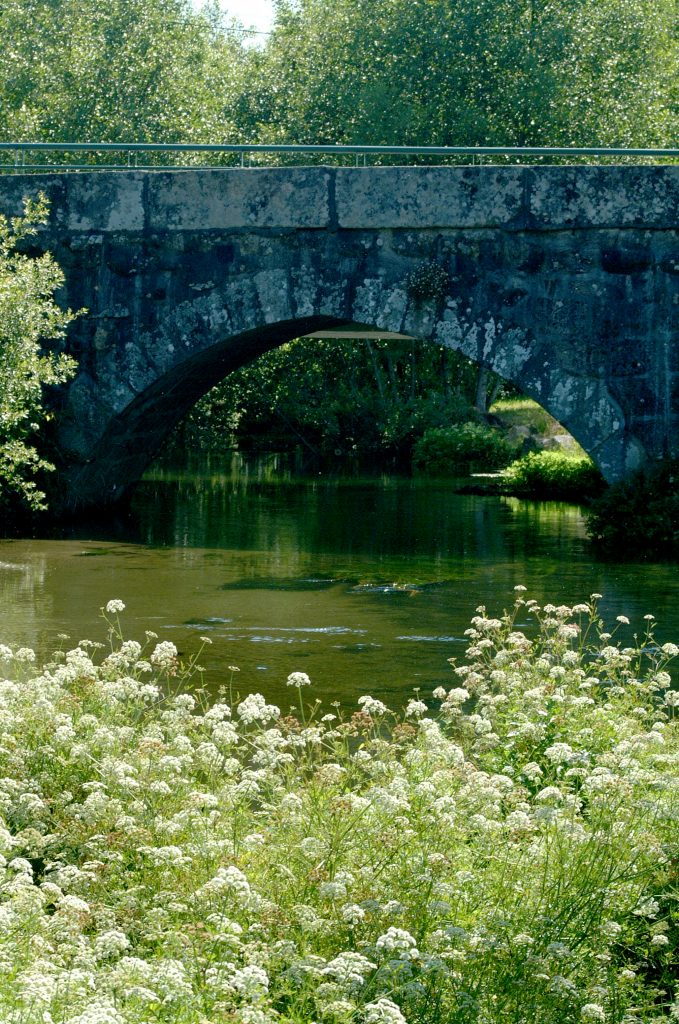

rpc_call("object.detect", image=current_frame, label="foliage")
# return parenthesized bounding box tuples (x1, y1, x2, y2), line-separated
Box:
(586, 458, 679, 558)
(0, 0, 247, 148)
(0, 0, 674, 157)
(413, 423, 517, 474)
(174, 337, 482, 462)
(490, 397, 559, 438)
(503, 451, 604, 500)
(250, 0, 676, 149)
(0, 196, 77, 512)
(0, 594, 677, 1022)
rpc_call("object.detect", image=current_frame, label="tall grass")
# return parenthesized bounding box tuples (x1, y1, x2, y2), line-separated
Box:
(0, 595, 676, 1023)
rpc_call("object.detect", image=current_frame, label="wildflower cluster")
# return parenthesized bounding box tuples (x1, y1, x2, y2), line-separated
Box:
(0, 595, 676, 1023)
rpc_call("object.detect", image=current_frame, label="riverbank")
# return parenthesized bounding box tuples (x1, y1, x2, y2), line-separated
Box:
(0, 595, 676, 1023)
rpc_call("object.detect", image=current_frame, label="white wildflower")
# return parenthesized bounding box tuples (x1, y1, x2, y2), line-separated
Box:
(363, 997, 408, 1024)
(94, 929, 130, 960)
(376, 927, 419, 959)
(150, 640, 178, 669)
(580, 1004, 606, 1021)
(232, 965, 269, 1001)
(287, 671, 311, 687)
(322, 951, 376, 987)
(357, 695, 389, 716)
(544, 742, 574, 764)
(445, 687, 469, 704)
(341, 903, 366, 925)
(404, 699, 428, 718)
(66, 1001, 125, 1024)
(105, 600, 126, 614)
(237, 693, 280, 724)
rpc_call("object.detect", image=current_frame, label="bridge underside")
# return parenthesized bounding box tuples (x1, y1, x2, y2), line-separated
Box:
(0, 165, 676, 511)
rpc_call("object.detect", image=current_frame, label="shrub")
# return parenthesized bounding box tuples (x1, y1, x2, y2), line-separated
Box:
(0, 195, 78, 514)
(586, 457, 679, 557)
(413, 422, 516, 474)
(503, 450, 604, 500)
(0, 595, 676, 1023)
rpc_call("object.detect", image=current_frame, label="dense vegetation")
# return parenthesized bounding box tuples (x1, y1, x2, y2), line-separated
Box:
(587, 459, 679, 558)
(0, 197, 77, 514)
(1, 0, 674, 150)
(172, 337, 497, 463)
(0, 594, 676, 1022)
(503, 451, 605, 501)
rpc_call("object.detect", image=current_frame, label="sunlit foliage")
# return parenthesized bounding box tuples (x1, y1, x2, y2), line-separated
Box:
(0, 196, 77, 511)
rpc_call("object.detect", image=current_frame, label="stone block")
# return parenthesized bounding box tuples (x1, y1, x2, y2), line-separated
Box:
(526, 166, 679, 229)
(147, 168, 332, 230)
(335, 167, 524, 228)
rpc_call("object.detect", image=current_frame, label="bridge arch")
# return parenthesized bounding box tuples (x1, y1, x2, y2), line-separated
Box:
(0, 164, 674, 510)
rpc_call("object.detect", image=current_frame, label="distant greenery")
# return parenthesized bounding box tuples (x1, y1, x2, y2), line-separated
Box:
(502, 451, 605, 501)
(0, 594, 676, 1022)
(173, 337, 490, 462)
(413, 423, 517, 475)
(0, 197, 77, 513)
(587, 458, 679, 558)
(490, 398, 560, 440)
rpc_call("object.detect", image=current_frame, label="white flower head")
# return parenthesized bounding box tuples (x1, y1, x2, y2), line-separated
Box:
(287, 671, 311, 687)
(150, 641, 178, 669)
(105, 599, 126, 614)
(364, 997, 407, 1024)
(322, 951, 376, 987)
(580, 1004, 606, 1022)
(376, 927, 418, 959)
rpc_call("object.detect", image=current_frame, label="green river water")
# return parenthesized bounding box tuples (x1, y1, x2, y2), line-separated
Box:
(0, 453, 676, 709)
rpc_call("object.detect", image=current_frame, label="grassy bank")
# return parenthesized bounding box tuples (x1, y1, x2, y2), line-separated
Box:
(0, 597, 677, 1023)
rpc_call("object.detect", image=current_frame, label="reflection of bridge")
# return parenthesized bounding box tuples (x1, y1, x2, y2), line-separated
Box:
(0, 164, 677, 510)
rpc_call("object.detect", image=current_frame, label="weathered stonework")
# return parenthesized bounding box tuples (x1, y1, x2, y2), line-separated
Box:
(0, 165, 677, 510)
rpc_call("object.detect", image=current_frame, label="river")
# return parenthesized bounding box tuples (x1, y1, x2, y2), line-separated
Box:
(0, 453, 676, 709)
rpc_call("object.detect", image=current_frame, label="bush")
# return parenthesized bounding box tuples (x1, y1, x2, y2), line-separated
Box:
(0, 195, 78, 514)
(503, 450, 604, 500)
(586, 458, 679, 557)
(413, 422, 516, 474)
(0, 596, 676, 1023)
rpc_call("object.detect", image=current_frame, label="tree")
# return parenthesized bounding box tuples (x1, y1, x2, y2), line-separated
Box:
(0, 197, 78, 512)
(173, 336, 484, 461)
(0, 0, 249, 150)
(248, 0, 676, 148)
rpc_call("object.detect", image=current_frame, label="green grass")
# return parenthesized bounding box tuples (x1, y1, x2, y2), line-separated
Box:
(0, 597, 677, 1023)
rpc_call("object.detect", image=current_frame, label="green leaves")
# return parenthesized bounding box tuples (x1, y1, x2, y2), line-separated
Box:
(0, 0, 250, 149)
(0, 196, 78, 511)
(251, 0, 675, 149)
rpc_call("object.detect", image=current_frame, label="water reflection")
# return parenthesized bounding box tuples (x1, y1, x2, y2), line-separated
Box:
(0, 453, 677, 708)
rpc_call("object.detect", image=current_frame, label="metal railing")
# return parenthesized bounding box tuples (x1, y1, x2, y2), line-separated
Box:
(0, 141, 677, 172)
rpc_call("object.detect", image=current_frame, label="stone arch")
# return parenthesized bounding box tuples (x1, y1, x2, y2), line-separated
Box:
(0, 165, 670, 511)
(57, 276, 641, 511)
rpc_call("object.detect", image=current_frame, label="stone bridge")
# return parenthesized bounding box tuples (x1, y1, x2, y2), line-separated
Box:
(0, 165, 677, 510)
